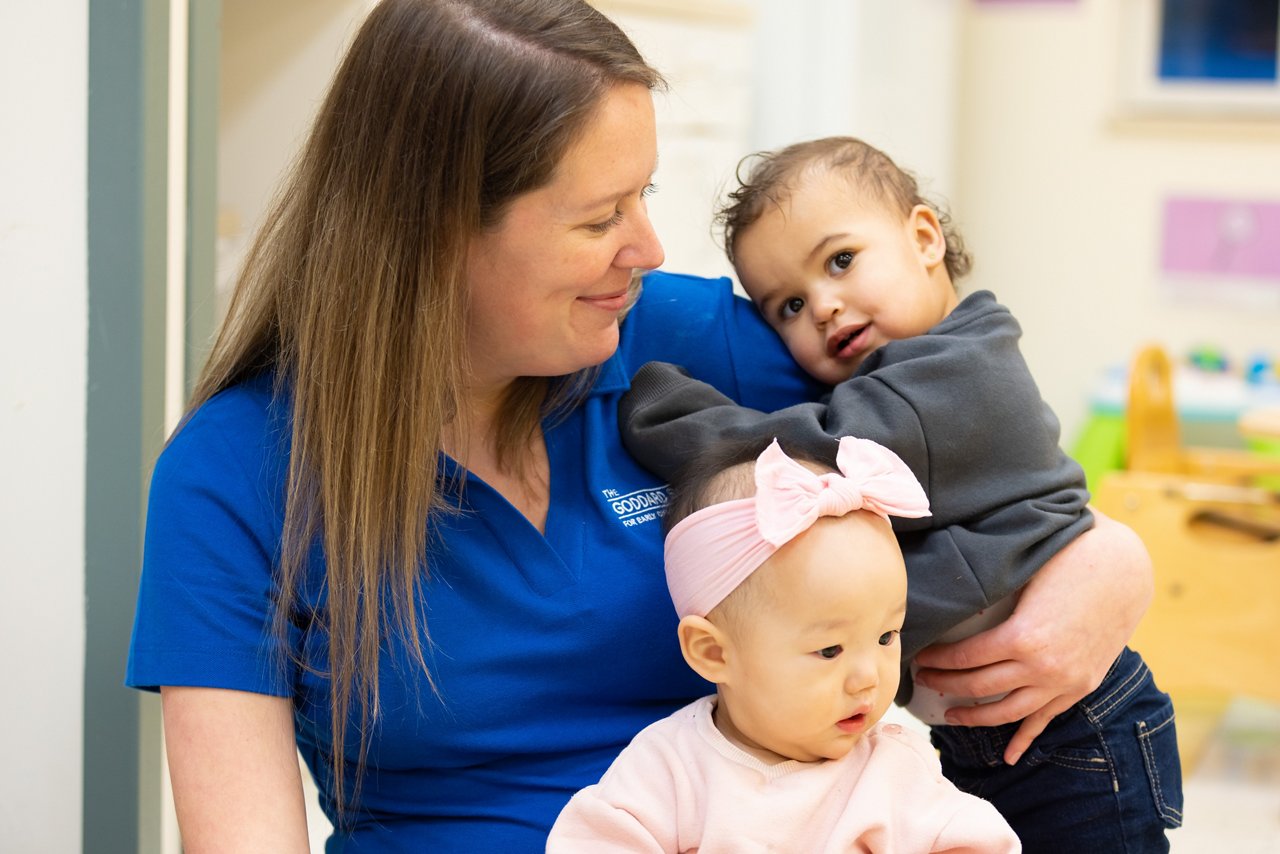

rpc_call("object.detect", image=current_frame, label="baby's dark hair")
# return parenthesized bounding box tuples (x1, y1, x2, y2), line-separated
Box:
(715, 136, 972, 282)
(663, 435, 839, 535)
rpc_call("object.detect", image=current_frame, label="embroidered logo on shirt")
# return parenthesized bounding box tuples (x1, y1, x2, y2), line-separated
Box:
(600, 486, 669, 528)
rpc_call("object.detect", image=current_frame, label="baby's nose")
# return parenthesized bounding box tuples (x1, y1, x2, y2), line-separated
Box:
(845, 660, 878, 694)
(816, 298, 841, 321)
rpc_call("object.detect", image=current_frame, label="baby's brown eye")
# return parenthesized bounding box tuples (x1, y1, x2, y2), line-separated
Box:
(826, 251, 854, 275)
(878, 631, 898, 647)
(781, 297, 805, 319)
(817, 645, 842, 660)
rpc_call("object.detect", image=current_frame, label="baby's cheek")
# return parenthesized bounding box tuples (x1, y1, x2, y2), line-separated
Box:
(880, 665, 903, 710)
(791, 340, 826, 376)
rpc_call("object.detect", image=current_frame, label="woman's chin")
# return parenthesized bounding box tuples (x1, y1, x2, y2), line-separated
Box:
(571, 326, 622, 372)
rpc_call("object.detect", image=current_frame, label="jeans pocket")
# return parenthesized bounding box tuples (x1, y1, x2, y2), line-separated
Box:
(1022, 708, 1112, 775)
(1036, 742, 1113, 775)
(1137, 700, 1184, 829)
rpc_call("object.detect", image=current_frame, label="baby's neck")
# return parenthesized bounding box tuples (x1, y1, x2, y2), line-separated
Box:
(711, 696, 805, 766)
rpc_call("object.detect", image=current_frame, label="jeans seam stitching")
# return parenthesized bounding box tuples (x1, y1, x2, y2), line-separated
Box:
(1145, 713, 1176, 738)
(1138, 715, 1184, 823)
(1096, 660, 1146, 716)
(1083, 660, 1149, 724)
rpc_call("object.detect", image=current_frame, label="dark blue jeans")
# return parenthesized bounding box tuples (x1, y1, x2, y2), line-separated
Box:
(930, 647, 1183, 853)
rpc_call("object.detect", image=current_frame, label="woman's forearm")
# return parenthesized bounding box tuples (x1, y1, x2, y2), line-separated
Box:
(162, 686, 312, 853)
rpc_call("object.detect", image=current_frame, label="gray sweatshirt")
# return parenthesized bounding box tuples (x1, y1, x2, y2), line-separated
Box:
(620, 290, 1093, 699)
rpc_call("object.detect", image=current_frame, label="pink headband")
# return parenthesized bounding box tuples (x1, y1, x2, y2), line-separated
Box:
(663, 437, 930, 619)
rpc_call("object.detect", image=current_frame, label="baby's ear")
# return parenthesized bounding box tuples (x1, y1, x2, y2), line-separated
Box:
(677, 615, 730, 684)
(909, 204, 946, 269)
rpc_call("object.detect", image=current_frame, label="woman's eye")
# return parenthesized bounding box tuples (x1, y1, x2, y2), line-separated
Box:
(587, 211, 625, 234)
(816, 645, 842, 660)
(780, 297, 805, 320)
(588, 185, 655, 233)
(878, 631, 898, 647)
(826, 251, 854, 275)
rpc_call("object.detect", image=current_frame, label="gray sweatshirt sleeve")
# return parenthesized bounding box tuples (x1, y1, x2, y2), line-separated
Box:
(619, 293, 1092, 662)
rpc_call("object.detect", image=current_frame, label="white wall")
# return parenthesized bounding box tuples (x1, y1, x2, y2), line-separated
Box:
(217, 0, 373, 311)
(608, 0, 962, 287)
(748, 0, 962, 204)
(0, 2, 88, 851)
(955, 2, 1280, 442)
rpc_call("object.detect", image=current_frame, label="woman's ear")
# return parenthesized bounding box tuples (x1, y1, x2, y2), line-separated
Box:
(909, 204, 946, 270)
(677, 615, 730, 684)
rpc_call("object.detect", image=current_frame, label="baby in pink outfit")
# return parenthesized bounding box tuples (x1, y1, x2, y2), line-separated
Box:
(547, 436, 1020, 853)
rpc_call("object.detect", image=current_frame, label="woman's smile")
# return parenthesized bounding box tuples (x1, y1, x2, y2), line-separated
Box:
(578, 288, 631, 313)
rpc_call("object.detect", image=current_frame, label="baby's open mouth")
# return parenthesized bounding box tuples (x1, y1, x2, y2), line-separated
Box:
(829, 325, 868, 358)
(836, 713, 867, 733)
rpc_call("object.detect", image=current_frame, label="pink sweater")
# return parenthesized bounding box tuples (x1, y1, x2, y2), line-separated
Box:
(548, 696, 1020, 853)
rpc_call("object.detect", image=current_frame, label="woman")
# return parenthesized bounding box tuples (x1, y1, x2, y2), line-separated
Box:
(126, 0, 1153, 850)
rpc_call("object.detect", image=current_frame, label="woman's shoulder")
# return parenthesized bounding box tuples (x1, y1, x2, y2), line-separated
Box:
(173, 372, 282, 439)
(622, 267, 762, 361)
(619, 270, 739, 381)
(155, 372, 289, 493)
(619, 270, 823, 410)
(628, 270, 737, 331)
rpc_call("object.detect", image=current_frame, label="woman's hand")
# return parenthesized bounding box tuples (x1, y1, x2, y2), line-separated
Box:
(911, 509, 1154, 765)
(162, 686, 312, 853)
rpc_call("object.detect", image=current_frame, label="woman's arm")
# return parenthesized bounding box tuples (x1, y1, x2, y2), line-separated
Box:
(911, 509, 1154, 764)
(162, 686, 311, 853)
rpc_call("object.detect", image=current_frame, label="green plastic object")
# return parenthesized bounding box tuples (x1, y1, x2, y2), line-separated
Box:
(1070, 412, 1127, 494)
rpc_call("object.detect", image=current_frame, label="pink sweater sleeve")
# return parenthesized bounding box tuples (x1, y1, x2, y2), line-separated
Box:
(876, 726, 1022, 853)
(546, 715, 693, 854)
(930, 798, 1022, 854)
(546, 786, 672, 854)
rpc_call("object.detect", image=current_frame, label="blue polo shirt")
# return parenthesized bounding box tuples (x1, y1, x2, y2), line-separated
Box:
(126, 271, 822, 852)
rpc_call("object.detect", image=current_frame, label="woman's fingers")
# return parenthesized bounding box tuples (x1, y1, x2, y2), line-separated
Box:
(914, 657, 1025, 701)
(1004, 697, 1075, 765)
(912, 625, 1010, 673)
(938, 686, 1044, 729)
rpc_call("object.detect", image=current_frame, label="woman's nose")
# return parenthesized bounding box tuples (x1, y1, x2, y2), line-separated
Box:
(617, 208, 665, 271)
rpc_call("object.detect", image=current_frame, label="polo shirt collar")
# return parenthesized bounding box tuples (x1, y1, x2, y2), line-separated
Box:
(588, 346, 631, 395)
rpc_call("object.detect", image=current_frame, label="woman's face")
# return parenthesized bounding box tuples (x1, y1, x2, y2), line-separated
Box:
(464, 83, 664, 394)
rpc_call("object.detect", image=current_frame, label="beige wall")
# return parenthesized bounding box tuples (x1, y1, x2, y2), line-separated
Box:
(0, 2, 88, 851)
(218, 0, 375, 310)
(954, 2, 1280, 443)
(219, 0, 372, 232)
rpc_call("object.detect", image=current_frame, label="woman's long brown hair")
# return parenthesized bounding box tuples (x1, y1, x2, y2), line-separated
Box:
(185, 0, 663, 821)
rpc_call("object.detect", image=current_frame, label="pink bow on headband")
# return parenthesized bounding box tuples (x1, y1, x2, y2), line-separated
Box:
(756, 435, 931, 543)
(664, 437, 930, 619)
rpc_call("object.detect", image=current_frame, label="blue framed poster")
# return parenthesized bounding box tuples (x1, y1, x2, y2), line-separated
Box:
(1159, 0, 1279, 82)
(1121, 0, 1280, 117)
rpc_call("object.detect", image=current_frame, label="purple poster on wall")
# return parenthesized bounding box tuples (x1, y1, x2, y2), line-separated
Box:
(1161, 196, 1280, 305)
